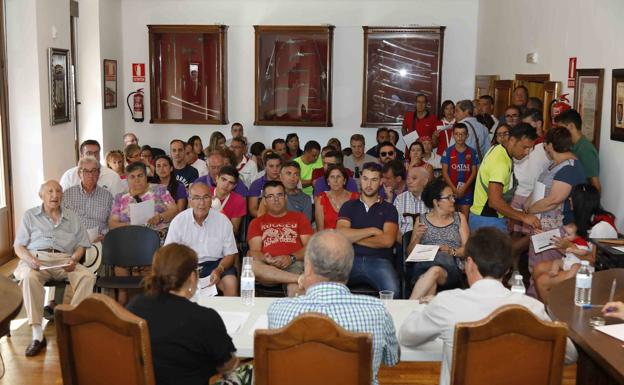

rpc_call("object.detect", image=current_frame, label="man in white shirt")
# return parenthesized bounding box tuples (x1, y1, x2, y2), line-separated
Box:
(398, 227, 577, 385)
(60, 139, 125, 198)
(184, 142, 208, 177)
(230, 136, 257, 188)
(224, 122, 247, 147)
(164, 182, 239, 296)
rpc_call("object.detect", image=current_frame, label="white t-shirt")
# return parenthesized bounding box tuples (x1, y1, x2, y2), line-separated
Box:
(589, 220, 618, 239)
(513, 143, 551, 197)
(60, 165, 125, 198)
(191, 158, 208, 178)
(164, 208, 238, 263)
(237, 157, 258, 188)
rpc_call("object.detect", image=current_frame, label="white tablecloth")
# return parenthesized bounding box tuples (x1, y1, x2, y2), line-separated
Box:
(199, 296, 443, 361)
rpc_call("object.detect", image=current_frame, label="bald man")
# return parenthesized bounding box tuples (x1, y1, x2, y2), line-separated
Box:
(394, 166, 431, 237)
(13, 180, 95, 356)
(267, 230, 399, 385)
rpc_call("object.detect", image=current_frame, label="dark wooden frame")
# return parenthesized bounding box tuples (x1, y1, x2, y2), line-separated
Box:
(148, 24, 228, 125)
(103, 59, 117, 109)
(574, 68, 604, 150)
(610, 68, 624, 142)
(253, 25, 334, 127)
(48, 47, 71, 125)
(361, 26, 445, 128)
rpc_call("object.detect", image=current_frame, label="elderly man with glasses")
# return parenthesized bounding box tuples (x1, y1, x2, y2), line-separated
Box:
(247, 180, 313, 297)
(164, 182, 239, 296)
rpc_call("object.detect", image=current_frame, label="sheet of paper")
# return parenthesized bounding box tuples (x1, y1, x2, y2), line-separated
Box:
(217, 311, 250, 335)
(532, 181, 546, 202)
(39, 262, 71, 271)
(198, 275, 218, 298)
(403, 130, 420, 149)
(248, 315, 269, 335)
(406, 244, 439, 262)
(611, 246, 624, 253)
(129, 199, 155, 225)
(595, 323, 624, 342)
(531, 229, 561, 253)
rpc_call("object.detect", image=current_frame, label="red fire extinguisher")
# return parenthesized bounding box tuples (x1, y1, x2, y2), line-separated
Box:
(549, 93, 571, 125)
(127, 88, 144, 122)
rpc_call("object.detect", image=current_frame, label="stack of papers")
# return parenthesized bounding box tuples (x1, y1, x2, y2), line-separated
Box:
(531, 229, 561, 253)
(595, 323, 624, 342)
(217, 311, 250, 335)
(406, 245, 439, 262)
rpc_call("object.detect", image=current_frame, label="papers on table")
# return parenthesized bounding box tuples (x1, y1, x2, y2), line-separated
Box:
(39, 262, 71, 271)
(217, 311, 250, 335)
(129, 199, 155, 225)
(406, 245, 439, 262)
(595, 323, 624, 342)
(612, 246, 624, 253)
(531, 229, 561, 253)
(198, 276, 218, 298)
(249, 315, 269, 335)
(403, 130, 420, 149)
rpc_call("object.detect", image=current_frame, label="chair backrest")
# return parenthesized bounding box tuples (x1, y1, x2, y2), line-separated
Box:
(254, 312, 373, 385)
(102, 226, 160, 267)
(450, 304, 568, 385)
(55, 294, 155, 385)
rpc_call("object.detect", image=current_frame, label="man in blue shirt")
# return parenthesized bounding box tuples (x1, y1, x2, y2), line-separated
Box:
(268, 230, 399, 385)
(337, 162, 400, 297)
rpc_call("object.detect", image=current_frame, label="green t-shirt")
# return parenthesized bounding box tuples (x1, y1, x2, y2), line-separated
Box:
(470, 145, 513, 218)
(571, 136, 599, 178)
(294, 156, 322, 196)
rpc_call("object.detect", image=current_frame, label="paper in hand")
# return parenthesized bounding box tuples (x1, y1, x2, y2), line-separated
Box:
(403, 130, 420, 149)
(531, 229, 561, 253)
(129, 200, 155, 225)
(198, 275, 218, 298)
(406, 244, 439, 262)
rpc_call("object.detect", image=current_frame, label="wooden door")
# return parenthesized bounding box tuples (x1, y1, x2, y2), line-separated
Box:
(492, 80, 513, 117)
(474, 75, 499, 99)
(0, 0, 14, 265)
(542, 81, 561, 132)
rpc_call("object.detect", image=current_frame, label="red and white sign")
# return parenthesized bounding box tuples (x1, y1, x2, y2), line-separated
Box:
(567, 57, 577, 88)
(132, 63, 145, 82)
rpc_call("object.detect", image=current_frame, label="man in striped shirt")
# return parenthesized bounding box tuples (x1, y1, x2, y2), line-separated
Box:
(394, 166, 430, 237)
(267, 230, 399, 385)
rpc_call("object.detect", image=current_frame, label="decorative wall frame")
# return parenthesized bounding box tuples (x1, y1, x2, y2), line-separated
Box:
(103, 59, 117, 109)
(148, 25, 228, 124)
(361, 26, 445, 127)
(48, 48, 71, 125)
(574, 68, 604, 150)
(254, 25, 334, 126)
(611, 69, 624, 143)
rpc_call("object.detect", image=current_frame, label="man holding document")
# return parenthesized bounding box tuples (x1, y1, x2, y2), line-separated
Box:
(13, 180, 96, 357)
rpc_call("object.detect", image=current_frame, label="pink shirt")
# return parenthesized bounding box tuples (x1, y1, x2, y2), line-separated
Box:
(211, 187, 246, 219)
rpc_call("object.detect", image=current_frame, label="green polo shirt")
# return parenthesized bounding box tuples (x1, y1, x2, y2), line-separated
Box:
(571, 136, 599, 178)
(294, 156, 322, 197)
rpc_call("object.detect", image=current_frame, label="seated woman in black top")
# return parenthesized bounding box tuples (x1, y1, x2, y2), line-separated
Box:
(127, 243, 238, 385)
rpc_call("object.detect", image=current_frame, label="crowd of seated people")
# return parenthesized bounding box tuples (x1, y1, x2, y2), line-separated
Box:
(13, 95, 620, 385)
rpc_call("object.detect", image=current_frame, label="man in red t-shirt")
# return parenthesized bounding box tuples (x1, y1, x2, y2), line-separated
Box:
(402, 94, 442, 147)
(247, 180, 313, 296)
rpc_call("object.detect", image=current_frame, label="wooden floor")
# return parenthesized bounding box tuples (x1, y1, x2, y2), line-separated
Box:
(0, 258, 577, 385)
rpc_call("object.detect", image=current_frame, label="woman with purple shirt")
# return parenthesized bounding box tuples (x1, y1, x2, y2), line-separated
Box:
(151, 155, 188, 212)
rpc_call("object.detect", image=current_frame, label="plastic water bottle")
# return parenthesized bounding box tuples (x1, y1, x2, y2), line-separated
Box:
(574, 260, 592, 306)
(510, 274, 526, 294)
(241, 257, 255, 306)
(508, 269, 520, 287)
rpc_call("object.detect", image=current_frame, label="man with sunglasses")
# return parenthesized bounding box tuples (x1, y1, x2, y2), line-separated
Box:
(165, 182, 239, 296)
(377, 141, 398, 164)
(337, 162, 400, 298)
(247, 180, 313, 297)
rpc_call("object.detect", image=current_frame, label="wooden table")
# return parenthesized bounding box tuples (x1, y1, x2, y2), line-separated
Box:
(593, 239, 624, 270)
(0, 275, 22, 338)
(199, 296, 443, 361)
(547, 269, 624, 385)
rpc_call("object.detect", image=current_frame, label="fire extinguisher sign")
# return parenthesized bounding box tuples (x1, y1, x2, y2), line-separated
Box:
(132, 63, 145, 82)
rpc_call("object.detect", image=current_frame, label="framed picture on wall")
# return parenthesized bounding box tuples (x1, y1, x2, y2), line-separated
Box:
(361, 26, 445, 127)
(48, 48, 71, 125)
(254, 25, 334, 127)
(611, 69, 624, 142)
(103, 59, 117, 109)
(574, 68, 604, 149)
(148, 25, 228, 124)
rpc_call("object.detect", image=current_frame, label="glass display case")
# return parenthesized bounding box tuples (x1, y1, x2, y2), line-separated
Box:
(254, 25, 334, 126)
(148, 25, 227, 124)
(361, 26, 445, 127)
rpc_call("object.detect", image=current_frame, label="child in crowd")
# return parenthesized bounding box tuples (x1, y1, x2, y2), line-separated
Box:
(441, 123, 479, 219)
(105, 150, 125, 178)
(553, 223, 592, 274)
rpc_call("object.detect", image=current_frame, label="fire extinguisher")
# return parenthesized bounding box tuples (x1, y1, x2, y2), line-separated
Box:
(127, 88, 144, 122)
(549, 93, 571, 124)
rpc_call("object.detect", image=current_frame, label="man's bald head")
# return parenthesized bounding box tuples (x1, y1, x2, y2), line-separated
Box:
(39, 180, 63, 209)
(305, 230, 354, 283)
(189, 181, 211, 197)
(406, 166, 430, 194)
(39, 180, 62, 194)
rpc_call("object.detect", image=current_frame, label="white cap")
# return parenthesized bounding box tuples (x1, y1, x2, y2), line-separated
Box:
(581, 260, 590, 266)
(514, 274, 523, 279)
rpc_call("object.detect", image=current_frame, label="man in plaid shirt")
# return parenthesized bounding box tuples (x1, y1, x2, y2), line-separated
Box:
(267, 230, 399, 385)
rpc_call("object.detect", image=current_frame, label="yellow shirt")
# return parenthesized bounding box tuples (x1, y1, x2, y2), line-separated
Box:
(470, 145, 513, 218)
(294, 156, 322, 197)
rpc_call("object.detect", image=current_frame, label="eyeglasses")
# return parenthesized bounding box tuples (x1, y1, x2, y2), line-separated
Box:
(80, 168, 100, 175)
(380, 151, 395, 157)
(190, 195, 211, 202)
(505, 114, 520, 118)
(264, 193, 285, 200)
(438, 195, 456, 201)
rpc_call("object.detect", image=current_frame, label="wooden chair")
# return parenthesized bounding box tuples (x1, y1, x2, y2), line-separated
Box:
(450, 304, 568, 385)
(55, 294, 155, 385)
(254, 313, 373, 385)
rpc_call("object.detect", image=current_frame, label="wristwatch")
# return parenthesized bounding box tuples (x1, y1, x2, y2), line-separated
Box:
(290, 254, 297, 265)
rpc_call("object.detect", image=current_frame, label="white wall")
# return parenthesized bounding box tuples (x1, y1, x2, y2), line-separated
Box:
(6, 0, 75, 227)
(476, 0, 624, 230)
(120, 0, 480, 151)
